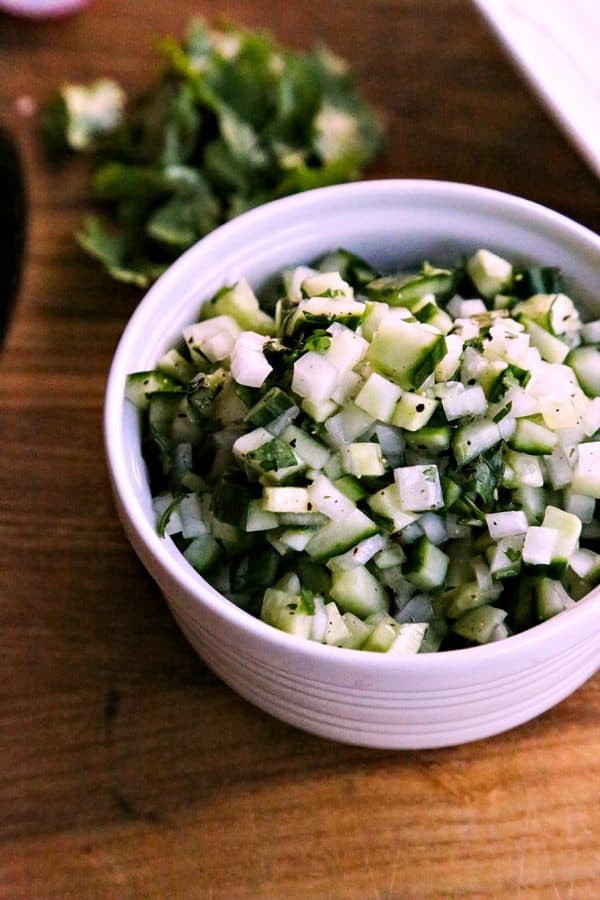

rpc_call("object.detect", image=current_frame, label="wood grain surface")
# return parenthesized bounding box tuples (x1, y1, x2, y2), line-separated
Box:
(1, 2, 599, 898)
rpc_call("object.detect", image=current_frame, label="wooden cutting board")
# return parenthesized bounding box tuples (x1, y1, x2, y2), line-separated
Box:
(1, 1, 598, 897)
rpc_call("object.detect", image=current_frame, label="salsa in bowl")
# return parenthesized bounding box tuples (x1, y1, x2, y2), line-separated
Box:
(105, 180, 600, 748)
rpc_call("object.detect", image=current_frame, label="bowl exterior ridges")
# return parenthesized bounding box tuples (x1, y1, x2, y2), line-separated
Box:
(105, 179, 600, 748)
(165, 587, 599, 749)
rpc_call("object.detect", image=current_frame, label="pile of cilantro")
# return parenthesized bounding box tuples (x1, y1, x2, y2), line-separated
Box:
(43, 19, 384, 287)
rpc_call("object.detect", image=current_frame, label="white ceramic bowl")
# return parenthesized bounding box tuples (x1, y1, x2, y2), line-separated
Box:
(105, 180, 600, 749)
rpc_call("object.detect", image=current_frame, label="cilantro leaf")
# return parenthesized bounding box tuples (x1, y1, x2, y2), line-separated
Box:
(44, 18, 384, 288)
(303, 330, 332, 353)
(458, 445, 504, 511)
(246, 438, 297, 472)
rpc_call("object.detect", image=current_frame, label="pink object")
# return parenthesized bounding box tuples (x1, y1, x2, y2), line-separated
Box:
(0, 0, 88, 17)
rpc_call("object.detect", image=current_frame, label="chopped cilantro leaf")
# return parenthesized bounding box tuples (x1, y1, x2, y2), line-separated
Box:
(44, 19, 384, 287)
(246, 438, 297, 472)
(303, 330, 332, 353)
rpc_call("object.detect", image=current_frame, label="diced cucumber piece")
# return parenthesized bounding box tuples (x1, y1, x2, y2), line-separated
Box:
(283, 265, 318, 301)
(538, 398, 581, 432)
(447, 296, 487, 317)
(452, 605, 507, 643)
(446, 581, 488, 619)
(360, 300, 388, 340)
(330, 370, 363, 405)
(452, 418, 502, 466)
(522, 525, 558, 568)
(374, 424, 405, 466)
(277, 511, 328, 527)
(361, 615, 402, 652)
(245, 387, 296, 427)
(418, 512, 448, 545)
(261, 588, 314, 639)
(441, 385, 487, 421)
(367, 318, 447, 390)
(229, 334, 273, 387)
(487, 534, 524, 580)
(281, 424, 330, 470)
(183, 316, 241, 363)
(571, 442, 600, 497)
(354, 372, 403, 422)
(183, 534, 222, 573)
(367, 483, 420, 533)
(391, 392, 438, 431)
(301, 271, 354, 299)
(441, 476, 462, 510)
(126, 370, 182, 410)
(340, 442, 385, 477)
(338, 612, 372, 649)
(329, 565, 388, 618)
(534, 578, 575, 621)
(148, 391, 188, 443)
(322, 324, 368, 373)
(324, 602, 351, 645)
(395, 592, 433, 623)
(508, 416, 558, 455)
(201, 279, 275, 335)
(324, 402, 375, 446)
(292, 351, 339, 404)
(263, 487, 311, 513)
(245, 499, 279, 532)
(294, 296, 366, 332)
(156, 348, 196, 384)
(567, 345, 600, 397)
(540, 506, 582, 576)
(521, 317, 569, 364)
(213, 378, 249, 425)
(233, 426, 273, 461)
(305, 508, 379, 561)
(513, 293, 579, 335)
(503, 449, 545, 488)
(466, 249, 513, 299)
(374, 544, 406, 569)
(569, 548, 600, 583)
(178, 494, 210, 539)
(415, 300, 453, 335)
(301, 396, 339, 423)
(366, 267, 456, 307)
(563, 490, 595, 524)
(405, 421, 451, 454)
(279, 527, 317, 552)
(308, 474, 356, 520)
(323, 452, 344, 480)
(435, 333, 464, 381)
(404, 536, 449, 590)
(485, 510, 528, 540)
(308, 596, 329, 643)
(394, 464, 443, 512)
(211, 518, 250, 553)
(333, 474, 369, 502)
(327, 533, 388, 572)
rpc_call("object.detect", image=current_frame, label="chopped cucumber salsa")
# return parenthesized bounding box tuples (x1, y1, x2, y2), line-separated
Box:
(127, 248, 600, 653)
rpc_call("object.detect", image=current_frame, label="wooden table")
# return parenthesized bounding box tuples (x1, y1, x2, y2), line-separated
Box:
(1, 2, 599, 897)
